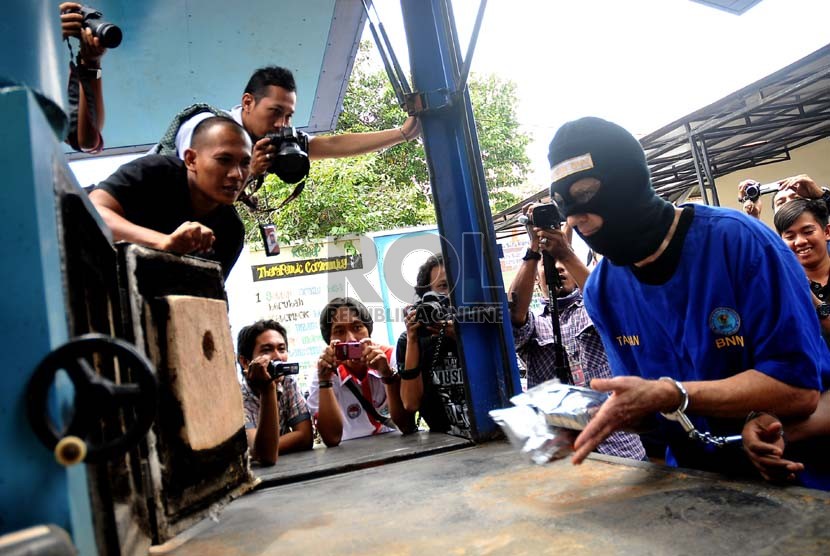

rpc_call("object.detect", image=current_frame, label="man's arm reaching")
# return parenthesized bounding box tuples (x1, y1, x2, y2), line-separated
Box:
(308, 116, 419, 160)
(89, 189, 216, 254)
(572, 371, 819, 464)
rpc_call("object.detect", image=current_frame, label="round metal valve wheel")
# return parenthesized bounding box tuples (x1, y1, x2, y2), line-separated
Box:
(26, 334, 158, 463)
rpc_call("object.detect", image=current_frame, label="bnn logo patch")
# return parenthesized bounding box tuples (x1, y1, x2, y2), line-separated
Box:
(709, 307, 743, 349)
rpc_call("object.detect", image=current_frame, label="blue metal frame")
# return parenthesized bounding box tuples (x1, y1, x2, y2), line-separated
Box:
(0, 1, 97, 550)
(400, 0, 521, 440)
(0, 87, 97, 554)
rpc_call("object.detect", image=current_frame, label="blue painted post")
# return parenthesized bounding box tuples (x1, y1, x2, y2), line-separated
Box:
(0, 1, 96, 553)
(0, 87, 98, 555)
(399, 0, 521, 439)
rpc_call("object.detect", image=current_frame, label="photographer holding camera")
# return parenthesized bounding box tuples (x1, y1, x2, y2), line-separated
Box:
(396, 255, 471, 437)
(737, 179, 765, 219)
(307, 298, 415, 447)
(738, 174, 830, 217)
(60, 2, 116, 153)
(152, 66, 420, 206)
(507, 203, 646, 460)
(237, 320, 313, 466)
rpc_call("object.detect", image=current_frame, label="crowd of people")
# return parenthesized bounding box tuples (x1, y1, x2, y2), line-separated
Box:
(230, 116, 830, 495)
(61, 5, 829, 491)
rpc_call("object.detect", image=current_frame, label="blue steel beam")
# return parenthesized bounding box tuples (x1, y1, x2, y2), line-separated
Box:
(0, 87, 97, 555)
(400, 0, 521, 440)
(0, 1, 96, 551)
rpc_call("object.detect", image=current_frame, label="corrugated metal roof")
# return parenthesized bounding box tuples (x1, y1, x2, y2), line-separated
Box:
(492, 43, 830, 236)
(689, 0, 763, 15)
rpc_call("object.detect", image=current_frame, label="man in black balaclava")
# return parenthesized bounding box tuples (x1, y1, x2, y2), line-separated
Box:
(545, 117, 826, 485)
(548, 116, 675, 266)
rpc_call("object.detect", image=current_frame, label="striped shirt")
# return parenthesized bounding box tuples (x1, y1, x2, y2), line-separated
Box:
(241, 375, 311, 435)
(514, 291, 646, 461)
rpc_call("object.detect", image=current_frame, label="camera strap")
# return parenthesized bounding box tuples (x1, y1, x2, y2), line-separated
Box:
(272, 181, 306, 211)
(542, 252, 573, 385)
(427, 323, 446, 376)
(343, 379, 395, 429)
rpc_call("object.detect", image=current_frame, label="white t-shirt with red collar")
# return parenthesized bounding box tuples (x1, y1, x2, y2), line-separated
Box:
(306, 346, 397, 441)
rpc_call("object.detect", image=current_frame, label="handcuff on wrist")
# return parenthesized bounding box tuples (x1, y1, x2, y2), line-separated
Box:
(658, 377, 742, 448)
(745, 410, 785, 440)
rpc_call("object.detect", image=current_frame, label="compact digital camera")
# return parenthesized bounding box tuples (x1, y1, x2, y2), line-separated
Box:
(517, 202, 563, 229)
(265, 127, 310, 184)
(267, 361, 300, 380)
(333, 341, 363, 361)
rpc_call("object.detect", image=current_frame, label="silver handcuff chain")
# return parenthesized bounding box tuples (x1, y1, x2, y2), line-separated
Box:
(659, 377, 743, 448)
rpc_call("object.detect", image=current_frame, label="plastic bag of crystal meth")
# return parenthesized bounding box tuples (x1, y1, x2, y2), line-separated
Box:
(489, 405, 577, 464)
(511, 380, 610, 430)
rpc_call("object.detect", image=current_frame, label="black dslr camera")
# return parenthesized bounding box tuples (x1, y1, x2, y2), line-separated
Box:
(267, 361, 300, 381)
(67, 5, 123, 49)
(265, 127, 310, 184)
(518, 202, 563, 229)
(412, 291, 452, 334)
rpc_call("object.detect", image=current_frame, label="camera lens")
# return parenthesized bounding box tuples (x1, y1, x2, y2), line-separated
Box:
(267, 128, 310, 184)
(272, 143, 309, 184)
(92, 22, 122, 48)
(745, 183, 760, 202)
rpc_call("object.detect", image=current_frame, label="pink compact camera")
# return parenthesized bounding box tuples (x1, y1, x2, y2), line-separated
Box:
(334, 341, 363, 361)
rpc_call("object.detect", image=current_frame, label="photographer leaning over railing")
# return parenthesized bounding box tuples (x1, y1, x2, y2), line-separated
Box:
(396, 255, 471, 438)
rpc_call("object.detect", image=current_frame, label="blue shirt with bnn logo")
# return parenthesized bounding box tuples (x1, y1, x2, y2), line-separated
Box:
(584, 204, 828, 482)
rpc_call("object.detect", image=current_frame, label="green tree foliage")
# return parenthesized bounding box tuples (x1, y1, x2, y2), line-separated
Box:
(240, 43, 531, 246)
(469, 74, 531, 213)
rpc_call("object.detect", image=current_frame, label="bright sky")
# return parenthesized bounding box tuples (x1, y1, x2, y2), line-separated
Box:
(372, 0, 830, 187)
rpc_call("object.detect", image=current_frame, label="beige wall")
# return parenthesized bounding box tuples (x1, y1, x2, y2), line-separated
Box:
(713, 138, 830, 230)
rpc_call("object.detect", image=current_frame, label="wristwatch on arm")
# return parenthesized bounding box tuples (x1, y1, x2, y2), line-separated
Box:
(522, 248, 541, 261)
(817, 302, 830, 321)
(78, 65, 101, 80)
